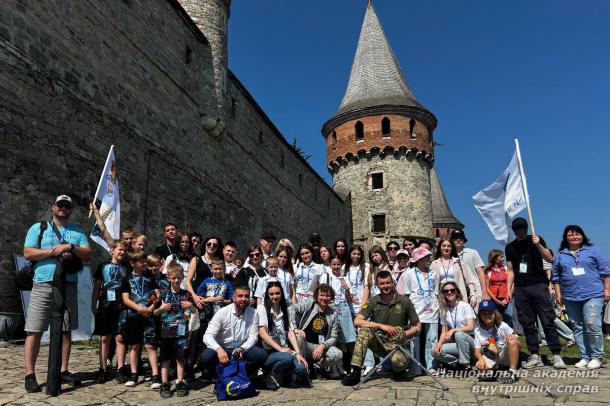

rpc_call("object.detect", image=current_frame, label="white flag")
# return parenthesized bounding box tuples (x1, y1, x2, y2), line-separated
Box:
(473, 151, 526, 245)
(91, 146, 120, 251)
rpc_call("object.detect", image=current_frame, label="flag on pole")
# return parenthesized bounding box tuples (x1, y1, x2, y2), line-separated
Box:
(472, 149, 527, 245)
(91, 146, 120, 251)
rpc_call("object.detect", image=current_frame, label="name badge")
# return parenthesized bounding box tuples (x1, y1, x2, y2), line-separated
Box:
(177, 322, 186, 336)
(571, 267, 585, 276)
(519, 263, 528, 274)
(107, 289, 116, 301)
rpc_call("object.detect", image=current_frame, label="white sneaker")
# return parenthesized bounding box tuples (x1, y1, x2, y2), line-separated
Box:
(587, 359, 603, 370)
(362, 366, 374, 376)
(552, 355, 566, 369)
(521, 354, 543, 369)
(575, 359, 589, 369)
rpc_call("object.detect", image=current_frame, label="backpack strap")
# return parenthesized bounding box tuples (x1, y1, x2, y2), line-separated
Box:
(37, 221, 48, 247)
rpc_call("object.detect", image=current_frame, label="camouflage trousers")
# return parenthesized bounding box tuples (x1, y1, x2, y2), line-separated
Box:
(351, 327, 408, 372)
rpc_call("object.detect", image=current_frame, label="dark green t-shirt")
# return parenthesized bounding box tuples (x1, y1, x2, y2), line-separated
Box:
(359, 293, 419, 329)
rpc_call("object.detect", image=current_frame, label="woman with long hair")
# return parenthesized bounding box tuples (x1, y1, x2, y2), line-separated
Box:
(163, 234, 194, 289)
(363, 244, 390, 301)
(276, 247, 297, 305)
(257, 281, 308, 389)
(334, 239, 349, 265)
(276, 238, 297, 264)
(432, 280, 476, 369)
(552, 225, 610, 370)
(431, 238, 477, 308)
(234, 244, 268, 307)
(319, 244, 333, 275)
(185, 235, 222, 309)
(294, 244, 321, 302)
(484, 249, 514, 326)
(345, 245, 369, 313)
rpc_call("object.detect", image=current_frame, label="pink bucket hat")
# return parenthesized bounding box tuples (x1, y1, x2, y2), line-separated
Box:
(409, 247, 432, 263)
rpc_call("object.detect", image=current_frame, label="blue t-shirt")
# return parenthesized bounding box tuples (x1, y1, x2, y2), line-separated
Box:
(24, 222, 89, 283)
(196, 277, 233, 319)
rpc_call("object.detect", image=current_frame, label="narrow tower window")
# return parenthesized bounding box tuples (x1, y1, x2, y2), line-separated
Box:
(372, 214, 386, 233)
(381, 117, 391, 137)
(355, 121, 364, 142)
(371, 173, 384, 190)
(332, 131, 337, 151)
(409, 118, 416, 139)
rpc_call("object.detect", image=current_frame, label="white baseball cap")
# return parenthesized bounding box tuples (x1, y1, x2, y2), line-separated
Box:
(54, 195, 72, 204)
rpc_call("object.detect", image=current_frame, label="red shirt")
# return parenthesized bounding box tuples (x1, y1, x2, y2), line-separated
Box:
(486, 267, 508, 299)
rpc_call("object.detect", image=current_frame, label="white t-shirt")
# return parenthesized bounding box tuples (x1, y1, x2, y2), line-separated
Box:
(441, 301, 476, 330)
(295, 262, 321, 298)
(397, 268, 439, 323)
(346, 264, 368, 313)
(254, 271, 294, 305)
(163, 254, 191, 289)
(256, 304, 288, 349)
(474, 322, 513, 351)
(434, 258, 457, 282)
(458, 248, 484, 297)
(318, 271, 351, 304)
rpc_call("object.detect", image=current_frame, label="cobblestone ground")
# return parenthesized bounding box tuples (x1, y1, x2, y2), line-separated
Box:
(0, 344, 609, 405)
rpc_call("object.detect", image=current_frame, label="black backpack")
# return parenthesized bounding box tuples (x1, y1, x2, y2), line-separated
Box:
(16, 221, 48, 291)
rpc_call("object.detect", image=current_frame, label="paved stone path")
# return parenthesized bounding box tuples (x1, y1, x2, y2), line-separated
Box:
(0, 344, 609, 405)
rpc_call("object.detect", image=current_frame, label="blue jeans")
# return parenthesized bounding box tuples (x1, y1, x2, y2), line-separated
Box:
(432, 332, 475, 367)
(200, 346, 268, 375)
(264, 350, 307, 376)
(410, 322, 438, 374)
(564, 297, 605, 360)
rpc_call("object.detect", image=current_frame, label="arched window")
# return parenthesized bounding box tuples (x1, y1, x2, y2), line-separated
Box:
(409, 118, 416, 139)
(332, 131, 337, 150)
(381, 117, 391, 137)
(355, 121, 364, 142)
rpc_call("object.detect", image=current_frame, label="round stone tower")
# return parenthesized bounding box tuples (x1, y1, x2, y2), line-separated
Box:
(322, 1, 437, 250)
(178, 0, 230, 116)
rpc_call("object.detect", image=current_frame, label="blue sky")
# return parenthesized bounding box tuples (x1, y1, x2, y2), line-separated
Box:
(228, 1, 610, 259)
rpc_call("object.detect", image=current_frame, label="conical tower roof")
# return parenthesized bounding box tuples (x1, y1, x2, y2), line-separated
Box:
(431, 167, 464, 229)
(337, 1, 422, 115)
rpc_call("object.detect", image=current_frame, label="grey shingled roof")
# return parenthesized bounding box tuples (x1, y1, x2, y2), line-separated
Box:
(431, 168, 464, 228)
(338, 1, 421, 114)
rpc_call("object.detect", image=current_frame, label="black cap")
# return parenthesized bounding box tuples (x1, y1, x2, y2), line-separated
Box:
(309, 232, 321, 243)
(511, 217, 528, 231)
(450, 229, 468, 243)
(260, 231, 276, 241)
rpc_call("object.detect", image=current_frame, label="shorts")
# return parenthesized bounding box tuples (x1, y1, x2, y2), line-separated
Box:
(93, 308, 120, 336)
(25, 282, 78, 333)
(159, 337, 189, 362)
(124, 315, 157, 346)
(483, 347, 510, 369)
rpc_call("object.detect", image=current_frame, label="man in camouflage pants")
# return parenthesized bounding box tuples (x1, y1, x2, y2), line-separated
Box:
(342, 270, 421, 386)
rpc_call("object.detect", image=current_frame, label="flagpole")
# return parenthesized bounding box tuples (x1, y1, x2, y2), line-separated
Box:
(89, 145, 114, 218)
(514, 139, 536, 236)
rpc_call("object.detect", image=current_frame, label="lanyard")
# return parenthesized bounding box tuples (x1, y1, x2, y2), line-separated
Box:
(572, 249, 581, 267)
(415, 269, 433, 296)
(440, 258, 453, 280)
(169, 287, 181, 303)
(134, 275, 145, 297)
(299, 263, 314, 285)
(349, 266, 362, 287)
(449, 305, 458, 328)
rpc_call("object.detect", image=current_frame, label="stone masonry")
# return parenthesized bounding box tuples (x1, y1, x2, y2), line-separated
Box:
(0, 0, 351, 314)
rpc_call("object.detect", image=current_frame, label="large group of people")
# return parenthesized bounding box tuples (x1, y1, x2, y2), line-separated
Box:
(21, 195, 610, 397)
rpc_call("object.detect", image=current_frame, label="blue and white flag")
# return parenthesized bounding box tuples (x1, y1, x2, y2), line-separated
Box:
(91, 146, 120, 251)
(473, 150, 526, 245)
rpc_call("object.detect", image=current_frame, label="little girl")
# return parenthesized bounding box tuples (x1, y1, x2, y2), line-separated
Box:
(474, 300, 521, 384)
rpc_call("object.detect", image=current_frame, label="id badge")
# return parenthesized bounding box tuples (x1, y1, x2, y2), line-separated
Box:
(571, 267, 585, 276)
(519, 263, 528, 274)
(107, 289, 116, 302)
(177, 322, 186, 336)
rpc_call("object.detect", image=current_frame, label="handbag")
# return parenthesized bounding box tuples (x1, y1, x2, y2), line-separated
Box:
(215, 358, 257, 401)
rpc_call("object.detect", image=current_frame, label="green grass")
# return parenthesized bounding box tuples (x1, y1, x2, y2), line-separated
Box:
(518, 336, 610, 363)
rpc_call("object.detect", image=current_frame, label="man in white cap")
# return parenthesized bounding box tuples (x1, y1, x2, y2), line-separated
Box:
(22, 195, 91, 393)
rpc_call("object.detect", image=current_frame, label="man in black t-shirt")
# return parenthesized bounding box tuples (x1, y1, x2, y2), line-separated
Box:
(154, 223, 179, 259)
(505, 218, 565, 369)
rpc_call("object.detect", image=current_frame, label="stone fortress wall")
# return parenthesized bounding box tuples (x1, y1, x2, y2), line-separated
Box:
(0, 0, 352, 313)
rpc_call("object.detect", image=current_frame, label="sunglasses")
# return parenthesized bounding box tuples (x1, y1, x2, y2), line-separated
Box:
(56, 203, 72, 209)
(387, 246, 399, 251)
(206, 242, 218, 248)
(443, 288, 457, 294)
(249, 253, 261, 258)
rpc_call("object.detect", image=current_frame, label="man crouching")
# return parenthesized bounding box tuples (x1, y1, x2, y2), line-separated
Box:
(342, 270, 421, 386)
